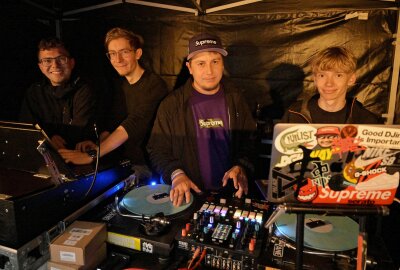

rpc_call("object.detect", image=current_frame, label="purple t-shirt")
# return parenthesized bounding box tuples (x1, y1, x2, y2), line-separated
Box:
(190, 88, 230, 190)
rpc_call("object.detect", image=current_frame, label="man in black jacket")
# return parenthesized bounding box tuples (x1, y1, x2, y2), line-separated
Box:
(148, 33, 256, 207)
(20, 37, 96, 149)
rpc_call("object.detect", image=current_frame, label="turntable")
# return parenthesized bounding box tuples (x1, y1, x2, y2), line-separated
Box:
(120, 184, 193, 217)
(259, 213, 360, 269)
(81, 184, 197, 258)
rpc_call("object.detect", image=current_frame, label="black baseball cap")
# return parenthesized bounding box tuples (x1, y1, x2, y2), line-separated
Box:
(187, 33, 228, 60)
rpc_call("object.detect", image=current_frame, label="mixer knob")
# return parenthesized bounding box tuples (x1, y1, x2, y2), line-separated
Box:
(209, 215, 214, 224)
(220, 207, 228, 217)
(236, 220, 241, 229)
(254, 222, 260, 232)
(229, 236, 235, 248)
(199, 231, 205, 242)
(248, 238, 256, 251)
(231, 231, 237, 240)
(195, 223, 201, 232)
(220, 198, 227, 204)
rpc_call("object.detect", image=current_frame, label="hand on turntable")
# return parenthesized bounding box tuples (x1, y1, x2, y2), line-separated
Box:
(222, 165, 248, 198)
(171, 174, 201, 207)
(59, 149, 93, 165)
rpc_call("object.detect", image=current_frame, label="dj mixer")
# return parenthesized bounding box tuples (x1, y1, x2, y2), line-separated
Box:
(175, 196, 271, 270)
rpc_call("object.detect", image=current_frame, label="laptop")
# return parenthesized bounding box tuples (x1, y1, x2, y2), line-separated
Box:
(267, 123, 400, 205)
(0, 121, 128, 182)
(0, 121, 46, 173)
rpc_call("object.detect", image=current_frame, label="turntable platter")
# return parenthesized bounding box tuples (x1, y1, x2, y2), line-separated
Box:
(120, 184, 193, 217)
(275, 214, 358, 251)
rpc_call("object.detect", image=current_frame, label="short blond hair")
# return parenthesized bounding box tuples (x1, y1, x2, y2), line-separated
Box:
(104, 27, 143, 50)
(311, 46, 356, 74)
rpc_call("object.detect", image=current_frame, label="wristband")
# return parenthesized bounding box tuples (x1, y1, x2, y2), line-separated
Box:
(171, 169, 185, 181)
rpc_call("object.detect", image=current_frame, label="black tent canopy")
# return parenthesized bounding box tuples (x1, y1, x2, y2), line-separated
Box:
(4, 0, 400, 124)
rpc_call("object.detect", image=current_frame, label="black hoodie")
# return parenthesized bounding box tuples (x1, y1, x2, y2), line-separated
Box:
(20, 76, 96, 147)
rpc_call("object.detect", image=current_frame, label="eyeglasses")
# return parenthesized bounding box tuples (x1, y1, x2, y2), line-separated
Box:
(106, 49, 133, 60)
(39, 55, 69, 67)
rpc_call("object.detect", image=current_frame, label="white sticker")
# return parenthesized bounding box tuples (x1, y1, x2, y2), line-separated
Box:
(60, 251, 76, 262)
(63, 240, 77, 246)
(70, 228, 92, 235)
(68, 234, 84, 241)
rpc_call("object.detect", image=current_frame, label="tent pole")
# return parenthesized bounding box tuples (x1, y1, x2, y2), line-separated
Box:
(63, 0, 123, 16)
(384, 10, 400, 124)
(125, 0, 198, 14)
(190, 0, 203, 15)
(55, 19, 61, 39)
(22, 0, 56, 15)
(206, 0, 262, 14)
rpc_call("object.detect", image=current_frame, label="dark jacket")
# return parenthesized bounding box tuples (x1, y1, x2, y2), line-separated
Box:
(281, 94, 383, 124)
(147, 78, 256, 189)
(19, 76, 96, 147)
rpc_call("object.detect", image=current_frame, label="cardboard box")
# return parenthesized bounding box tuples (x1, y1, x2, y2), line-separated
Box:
(48, 243, 107, 270)
(50, 221, 106, 265)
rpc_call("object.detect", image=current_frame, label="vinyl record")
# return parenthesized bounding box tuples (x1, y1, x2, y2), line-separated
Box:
(275, 214, 358, 251)
(120, 184, 193, 217)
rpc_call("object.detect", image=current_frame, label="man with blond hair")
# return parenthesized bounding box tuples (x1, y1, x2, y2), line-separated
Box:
(282, 46, 382, 124)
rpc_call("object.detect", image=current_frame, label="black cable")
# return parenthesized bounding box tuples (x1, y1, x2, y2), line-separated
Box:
(84, 123, 100, 197)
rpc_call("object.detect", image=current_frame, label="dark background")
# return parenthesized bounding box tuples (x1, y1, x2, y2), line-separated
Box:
(1, 0, 399, 267)
(1, 0, 399, 123)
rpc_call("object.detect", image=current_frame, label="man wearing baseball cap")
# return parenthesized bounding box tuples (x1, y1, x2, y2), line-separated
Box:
(148, 33, 256, 207)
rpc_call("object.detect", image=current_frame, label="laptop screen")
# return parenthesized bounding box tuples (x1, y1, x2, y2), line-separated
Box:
(268, 123, 400, 205)
(0, 121, 47, 173)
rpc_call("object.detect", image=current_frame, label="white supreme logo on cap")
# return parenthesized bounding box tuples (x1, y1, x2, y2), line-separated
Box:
(195, 39, 217, 46)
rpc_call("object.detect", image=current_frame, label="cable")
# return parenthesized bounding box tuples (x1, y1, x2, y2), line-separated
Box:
(187, 247, 201, 269)
(84, 123, 100, 197)
(189, 249, 207, 270)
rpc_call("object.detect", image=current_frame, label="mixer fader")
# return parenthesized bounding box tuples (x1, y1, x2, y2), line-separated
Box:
(176, 196, 271, 269)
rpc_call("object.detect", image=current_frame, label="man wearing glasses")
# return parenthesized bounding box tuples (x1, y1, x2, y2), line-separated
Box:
(59, 27, 168, 184)
(20, 37, 96, 149)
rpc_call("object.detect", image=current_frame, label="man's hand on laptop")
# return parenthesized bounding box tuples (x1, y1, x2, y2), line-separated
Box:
(51, 135, 67, 150)
(58, 149, 93, 165)
(75, 140, 97, 152)
(222, 165, 248, 198)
